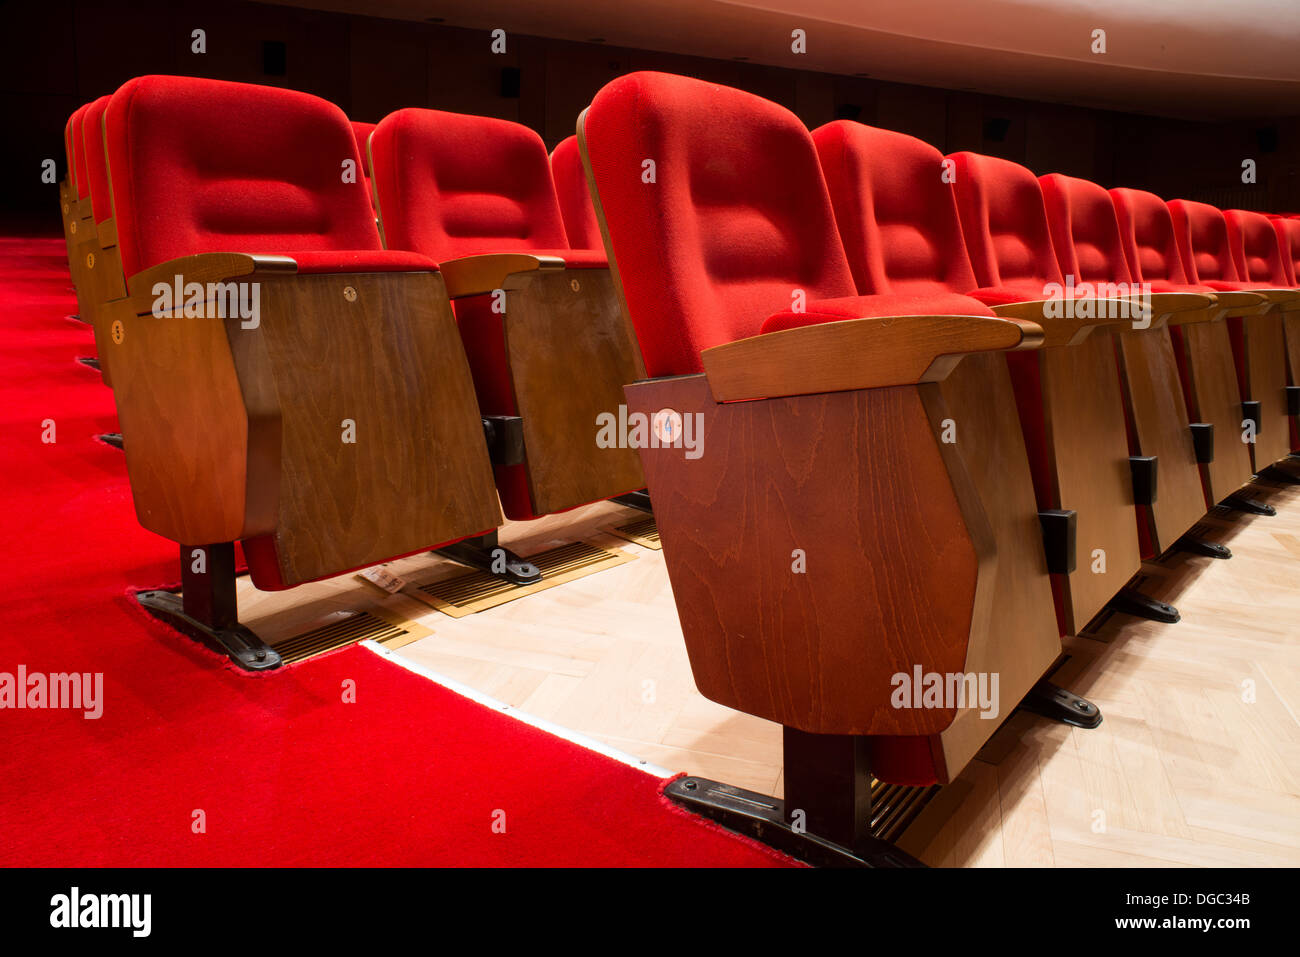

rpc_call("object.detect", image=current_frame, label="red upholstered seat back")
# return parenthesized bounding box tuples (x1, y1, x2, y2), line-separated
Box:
(370, 108, 570, 260)
(947, 151, 1063, 297)
(82, 96, 114, 226)
(70, 103, 91, 200)
(1224, 209, 1291, 286)
(551, 135, 602, 251)
(582, 71, 856, 378)
(1109, 188, 1191, 285)
(1168, 199, 1240, 285)
(104, 75, 383, 279)
(1040, 173, 1132, 285)
(64, 107, 84, 188)
(812, 120, 979, 300)
(1271, 216, 1300, 286)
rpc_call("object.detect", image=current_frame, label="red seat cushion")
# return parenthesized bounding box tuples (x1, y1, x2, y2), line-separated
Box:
(551, 135, 603, 251)
(582, 71, 856, 378)
(104, 75, 384, 280)
(763, 291, 996, 334)
(64, 106, 85, 191)
(350, 120, 377, 210)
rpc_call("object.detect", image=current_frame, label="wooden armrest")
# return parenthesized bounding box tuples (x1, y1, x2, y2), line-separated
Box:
(990, 299, 1147, 345)
(701, 314, 1042, 402)
(1206, 291, 1268, 317)
(126, 253, 298, 301)
(438, 253, 567, 299)
(1146, 291, 1216, 327)
(1249, 288, 1300, 311)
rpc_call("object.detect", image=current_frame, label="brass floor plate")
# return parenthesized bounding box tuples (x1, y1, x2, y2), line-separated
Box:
(606, 515, 661, 551)
(268, 610, 410, 664)
(410, 540, 633, 618)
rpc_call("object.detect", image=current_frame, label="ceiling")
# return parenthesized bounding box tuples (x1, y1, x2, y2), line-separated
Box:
(258, 0, 1300, 119)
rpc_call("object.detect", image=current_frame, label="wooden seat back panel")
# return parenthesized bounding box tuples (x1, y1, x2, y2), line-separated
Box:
(1039, 332, 1143, 632)
(928, 352, 1061, 775)
(1180, 321, 1255, 502)
(625, 374, 983, 740)
(1115, 330, 1209, 552)
(1239, 313, 1291, 467)
(251, 272, 502, 587)
(505, 270, 646, 515)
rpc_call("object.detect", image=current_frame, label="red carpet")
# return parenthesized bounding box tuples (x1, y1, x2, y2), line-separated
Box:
(0, 232, 792, 867)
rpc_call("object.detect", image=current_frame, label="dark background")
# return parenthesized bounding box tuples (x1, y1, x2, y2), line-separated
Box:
(3, 0, 1297, 216)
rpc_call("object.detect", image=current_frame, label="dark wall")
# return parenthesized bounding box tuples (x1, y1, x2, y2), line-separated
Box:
(3, 0, 1298, 215)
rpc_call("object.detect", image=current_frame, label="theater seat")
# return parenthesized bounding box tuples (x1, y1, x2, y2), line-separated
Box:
(100, 75, 503, 668)
(550, 135, 603, 251)
(1039, 172, 1216, 559)
(580, 72, 1099, 856)
(370, 107, 646, 522)
(1170, 200, 1296, 469)
(949, 151, 1168, 634)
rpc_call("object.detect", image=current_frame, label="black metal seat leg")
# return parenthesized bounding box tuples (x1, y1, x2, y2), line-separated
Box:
(611, 490, 653, 514)
(1175, 535, 1231, 559)
(1106, 587, 1180, 623)
(1223, 494, 1276, 516)
(135, 543, 281, 671)
(434, 531, 541, 585)
(1017, 680, 1103, 729)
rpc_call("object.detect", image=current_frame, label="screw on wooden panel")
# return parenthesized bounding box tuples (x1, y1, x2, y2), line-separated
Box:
(70, 221, 77, 234)
(111, 320, 124, 344)
(570, 278, 581, 292)
(343, 286, 358, 302)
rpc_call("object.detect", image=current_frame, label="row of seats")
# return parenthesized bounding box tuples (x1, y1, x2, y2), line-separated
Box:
(58, 75, 647, 612)
(576, 72, 1300, 839)
(56, 70, 1300, 856)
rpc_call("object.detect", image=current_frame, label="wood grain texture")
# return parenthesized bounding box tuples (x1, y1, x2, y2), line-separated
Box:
(1236, 311, 1292, 468)
(991, 300, 1139, 347)
(926, 352, 1063, 776)
(625, 374, 980, 739)
(505, 269, 646, 515)
(439, 253, 566, 299)
(1177, 320, 1255, 504)
(246, 271, 502, 586)
(110, 270, 502, 585)
(701, 314, 1041, 401)
(1115, 329, 1210, 553)
(1038, 331, 1143, 632)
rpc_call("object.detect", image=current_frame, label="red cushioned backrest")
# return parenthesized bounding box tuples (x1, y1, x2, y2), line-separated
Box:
(551, 135, 602, 251)
(1039, 173, 1132, 285)
(71, 104, 91, 199)
(1168, 199, 1239, 285)
(1271, 216, 1300, 286)
(947, 151, 1063, 290)
(104, 75, 382, 280)
(812, 120, 979, 299)
(1224, 209, 1290, 286)
(1109, 188, 1189, 284)
(64, 108, 81, 186)
(582, 71, 856, 378)
(82, 96, 114, 226)
(370, 107, 569, 260)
